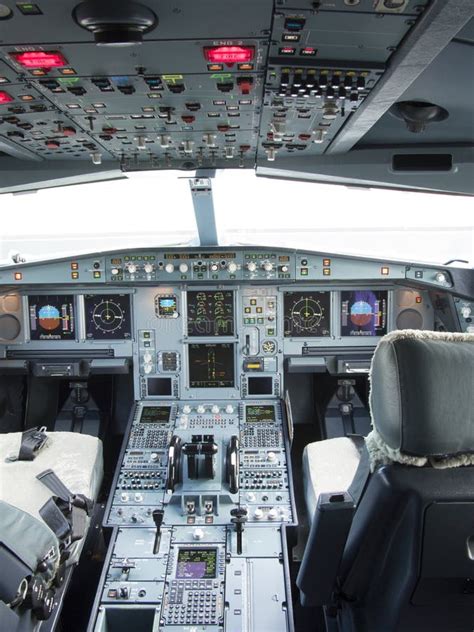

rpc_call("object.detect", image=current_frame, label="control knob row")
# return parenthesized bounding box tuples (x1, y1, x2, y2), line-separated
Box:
(182, 404, 234, 414)
(246, 261, 275, 273)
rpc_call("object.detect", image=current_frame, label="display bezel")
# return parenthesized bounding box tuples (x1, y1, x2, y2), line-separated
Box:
(339, 289, 390, 338)
(283, 290, 332, 338)
(187, 342, 235, 389)
(84, 293, 132, 341)
(186, 289, 235, 337)
(27, 294, 77, 342)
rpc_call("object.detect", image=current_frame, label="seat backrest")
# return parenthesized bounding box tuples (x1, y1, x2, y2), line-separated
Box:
(339, 331, 474, 632)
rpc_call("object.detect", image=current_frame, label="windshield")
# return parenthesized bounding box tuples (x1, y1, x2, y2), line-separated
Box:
(1, 171, 472, 266)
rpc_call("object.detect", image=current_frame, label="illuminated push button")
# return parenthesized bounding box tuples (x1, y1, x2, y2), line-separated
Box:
(182, 404, 192, 414)
(254, 508, 264, 520)
(246, 261, 257, 272)
(225, 404, 234, 414)
(165, 263, 175, 273)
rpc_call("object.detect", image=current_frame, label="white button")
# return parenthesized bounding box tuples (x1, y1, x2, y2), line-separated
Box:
(144, 263, 153, 274)
(267, 451, 277, 463)
(211, 405, 220, 414)
(182, 404, 192, 414)
(193, 528, 205, 540)
(247, 262, 257, 272)
(246, 492, 256, 502)
(111, 268, 119, 275)
(120, 493, 129, 502)
(210, 263, 219, 272)
(143, 352, 152, 363)
(165, 263, 174, 273)
(267, 508, 278, 520)
(143, 364, 153, 374)
(134, 493, 143, 503)
(225, 404, 234, 414)
(127, 263, 137, 274)
(254, 508, 264, 520)
(228, 262, 237, 274)
(461, 306, 472, 319)
(263, 262, 273, 272)
(435, 271, 447, 284)
(179, 263, 189, 274)
(150, 452, 159, 462)
(197, 405, 205, 414)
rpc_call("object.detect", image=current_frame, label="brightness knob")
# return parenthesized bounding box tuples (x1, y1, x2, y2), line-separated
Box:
(179, 263, 189, 274)
(165, 263, 175, 273)
(263, 262, 274, 272)
(144, 263, 154, 274)
(127, 263, 137, 274)
(228, 262, 238, 274)
(435, 272, 447, 284)
(246, 261, 257, 272)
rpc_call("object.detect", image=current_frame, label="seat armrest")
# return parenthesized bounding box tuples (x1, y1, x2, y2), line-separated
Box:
(297, 491, 355, 607)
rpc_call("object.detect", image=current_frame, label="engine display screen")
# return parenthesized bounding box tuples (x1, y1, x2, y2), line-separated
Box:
(84, 294, 132, 340)
(176, 548, 217, 580)
(28, 295, 75, 341)
(341, 290, 388, 337)
(140, 406, 171, 424)
(284, 291, 331, 338)
(188, 343, 235, 388)
(187, 290, 234, 336)
(155, 293, 178, 319)
(246, 405, 275, 423)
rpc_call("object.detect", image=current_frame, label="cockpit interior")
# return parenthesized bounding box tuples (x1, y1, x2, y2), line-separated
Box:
(0, 2, 473, 632)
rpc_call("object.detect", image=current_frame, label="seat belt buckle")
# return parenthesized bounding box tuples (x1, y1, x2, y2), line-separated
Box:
(70, 506, 87, 542)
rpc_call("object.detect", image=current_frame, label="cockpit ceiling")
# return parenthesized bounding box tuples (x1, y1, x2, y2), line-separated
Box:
(0, 1, 472, 191)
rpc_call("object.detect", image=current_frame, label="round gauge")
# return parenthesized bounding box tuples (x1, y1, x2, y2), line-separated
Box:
(85, 294, 132, 340)
(91, 299, 125, 333)
(291, 297, 324, 331)
(284, 291, 331, 337)
(262, 339, 277, 355)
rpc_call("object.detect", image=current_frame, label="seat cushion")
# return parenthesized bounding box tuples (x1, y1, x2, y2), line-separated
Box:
(303, 437, 361, 520)
(0, 431, 103, 564)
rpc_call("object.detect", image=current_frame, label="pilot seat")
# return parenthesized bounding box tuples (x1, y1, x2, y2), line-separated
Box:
(298, 330, 474, 632)
(0, 429, 103, 631)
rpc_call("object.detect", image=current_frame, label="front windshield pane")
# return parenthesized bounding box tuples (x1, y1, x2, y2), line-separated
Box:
(0, 172, 198, 264)
(0, 170, 472, 266)
(213, 172, 473, 266)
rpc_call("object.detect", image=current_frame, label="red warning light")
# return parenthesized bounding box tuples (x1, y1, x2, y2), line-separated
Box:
(204, 46, 254, 66)
(0, 91, 13, 104)
(10, 51, 68, 69)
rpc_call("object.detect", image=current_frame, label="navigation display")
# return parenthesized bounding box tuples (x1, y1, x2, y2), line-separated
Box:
(140, 406, 171, 424)
(28, 295, 75, 341)
(284, 291, 331, 337)
(187, 290, 234, 336)
(341, 290, 388, 337)
(176, 548, 217, 580)
(246, 405, 275, 423)
(84, 294, 132, 340)
(188, 343, 235, 388)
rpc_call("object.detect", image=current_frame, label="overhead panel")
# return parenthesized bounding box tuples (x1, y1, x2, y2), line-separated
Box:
(256, 0, 431, 164)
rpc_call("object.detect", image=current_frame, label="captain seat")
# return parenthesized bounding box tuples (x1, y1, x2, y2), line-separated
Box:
(0, 430, 103, 630)
(298, 330, 474, 632)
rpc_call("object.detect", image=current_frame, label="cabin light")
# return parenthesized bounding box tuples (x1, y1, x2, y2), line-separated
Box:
(0, 90, 13, 104)
(10, 51, 69, 69)
(14, 272, 23, 281)
(204, 46, 254, 66)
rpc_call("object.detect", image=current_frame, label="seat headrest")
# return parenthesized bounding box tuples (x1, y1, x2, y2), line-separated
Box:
(369, 330, 474, 457)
